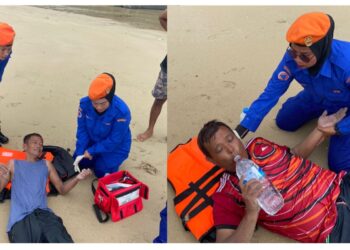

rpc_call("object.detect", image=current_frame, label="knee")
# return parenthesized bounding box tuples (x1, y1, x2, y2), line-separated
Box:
(328, 150, 350, 173)
(275, 115, 299, 132)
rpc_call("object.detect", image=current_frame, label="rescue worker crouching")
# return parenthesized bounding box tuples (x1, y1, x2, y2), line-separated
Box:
(74, 73, 132, 178)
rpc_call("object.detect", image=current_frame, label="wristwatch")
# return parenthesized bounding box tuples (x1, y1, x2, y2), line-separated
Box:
(234, 124, 249, 139)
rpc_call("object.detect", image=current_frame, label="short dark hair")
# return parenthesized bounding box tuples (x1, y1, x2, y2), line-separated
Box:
(23, 133, 43, 144)
(197, 120, 234, 158)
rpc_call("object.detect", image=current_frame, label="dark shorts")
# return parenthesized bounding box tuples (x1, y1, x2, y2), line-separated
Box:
(329, 172, 350, 243)
(8, 208, 73, 243)
(152, 70, 167, 100)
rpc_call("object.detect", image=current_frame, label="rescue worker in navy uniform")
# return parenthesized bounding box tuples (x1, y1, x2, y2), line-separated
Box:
(74, 73, 132, 178)
(235, 12, 350, 173)
(0, 23, 15, 145)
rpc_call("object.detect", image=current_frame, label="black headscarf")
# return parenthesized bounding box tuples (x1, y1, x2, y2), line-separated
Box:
(308, 14, 335, 76)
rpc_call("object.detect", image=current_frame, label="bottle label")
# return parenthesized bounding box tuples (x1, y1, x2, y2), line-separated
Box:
(242, 166, 263, 184)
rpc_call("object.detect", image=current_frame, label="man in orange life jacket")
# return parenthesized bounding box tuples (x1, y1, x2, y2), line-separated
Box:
(0, 133, 92, 243)
(197, 107, 350, 243)
(0, 23, 15, 145)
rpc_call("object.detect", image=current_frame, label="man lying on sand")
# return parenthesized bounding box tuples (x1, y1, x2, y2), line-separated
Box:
(0, 133, 91, 243)
(197, 108, 350, 243)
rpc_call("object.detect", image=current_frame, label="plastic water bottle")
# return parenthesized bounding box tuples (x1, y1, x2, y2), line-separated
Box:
(240, 107, 249, 122)
(234, 155, 284, 215)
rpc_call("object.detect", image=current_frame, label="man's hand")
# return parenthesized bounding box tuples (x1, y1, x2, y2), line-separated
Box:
(0, 163, 10, 191)
(317, 107, 347, 136)
(76, 168, 92, 181)
(239, 176, 263, 215)
(84, 150, 93, 160)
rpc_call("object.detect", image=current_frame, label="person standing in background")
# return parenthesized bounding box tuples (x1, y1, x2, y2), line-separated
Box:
(137, 9, 167, 142)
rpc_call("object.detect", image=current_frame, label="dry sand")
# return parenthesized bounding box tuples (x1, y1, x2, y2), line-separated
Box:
(0, 6, 166, 243)
(167, 6, 350, 243)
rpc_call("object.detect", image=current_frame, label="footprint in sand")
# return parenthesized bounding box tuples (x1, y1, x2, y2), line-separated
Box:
(223, 81, 236, 89)
(200, 94, 211, 100)
(276, 19, 287, 24)
(223, 68, 237, 75)
(138, 161, 158, 175)
(6, 102, 22, 108)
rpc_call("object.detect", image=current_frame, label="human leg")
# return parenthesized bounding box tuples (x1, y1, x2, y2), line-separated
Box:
(0, 129, 9, 144)
(8, 211, 42, 243)
(137, 98, 167, 142)
(137, 70, 167, 142)
(275, 91, 324, 131)
(94, 153, 128, 178)
(38, 209, 74, 243)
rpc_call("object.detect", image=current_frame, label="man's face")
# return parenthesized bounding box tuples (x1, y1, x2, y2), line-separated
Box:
(24, 136, 43, 158)
(92, 98, 110, 113)
(288, 43, 317, 69)
(205, 126, 248, 173)
(0, 45, 12, 61)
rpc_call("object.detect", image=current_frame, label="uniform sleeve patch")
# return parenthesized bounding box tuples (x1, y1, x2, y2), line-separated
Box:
(278, 71, 290, 81)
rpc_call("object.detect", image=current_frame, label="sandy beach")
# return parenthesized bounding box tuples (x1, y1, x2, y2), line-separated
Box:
(167, 6, 350, 243)
(0, 6, 166, 243)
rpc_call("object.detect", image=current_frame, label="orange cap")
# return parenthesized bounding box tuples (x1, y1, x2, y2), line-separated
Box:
(0, 23, 15, 46)
(88, 73, 114, 101)
(286, 12, 330, 47)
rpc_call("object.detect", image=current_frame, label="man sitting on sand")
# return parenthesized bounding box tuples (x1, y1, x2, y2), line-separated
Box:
(197, 107, 350, 243)
(0, 133, 92, 243)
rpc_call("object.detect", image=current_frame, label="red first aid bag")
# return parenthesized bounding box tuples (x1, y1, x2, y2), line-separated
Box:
(92, 170, 149, 223)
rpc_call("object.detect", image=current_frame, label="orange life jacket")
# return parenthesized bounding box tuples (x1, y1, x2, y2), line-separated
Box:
(167, 137, 224, 242)
(0, 147, 54, 194)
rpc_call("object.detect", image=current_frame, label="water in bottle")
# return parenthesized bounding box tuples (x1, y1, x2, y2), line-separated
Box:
(234, 155, 284, 215)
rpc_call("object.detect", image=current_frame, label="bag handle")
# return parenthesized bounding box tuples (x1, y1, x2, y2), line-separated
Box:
(91, 178, 98, 195)
(92, 204, 109, 223)
(91, 178, 109, 223)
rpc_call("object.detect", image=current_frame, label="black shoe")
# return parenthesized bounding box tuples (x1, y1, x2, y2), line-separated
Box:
(0, 132, 9, 144)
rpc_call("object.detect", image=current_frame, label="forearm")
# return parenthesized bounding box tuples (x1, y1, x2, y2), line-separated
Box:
(221, 211, 258, 243)
(60, 176, 80, 195)
(292, 128, 326, 159)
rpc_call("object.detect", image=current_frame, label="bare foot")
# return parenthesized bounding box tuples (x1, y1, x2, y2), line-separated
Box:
(137, 130, 153, 142)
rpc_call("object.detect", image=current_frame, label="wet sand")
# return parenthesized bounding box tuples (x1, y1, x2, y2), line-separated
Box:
(0, 5, 166, 243)
(167, 5, 350, 243)
(38, 6, 166, 31)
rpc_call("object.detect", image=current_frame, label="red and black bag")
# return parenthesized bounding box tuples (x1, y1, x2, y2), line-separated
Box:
(92, 170, 149, 223)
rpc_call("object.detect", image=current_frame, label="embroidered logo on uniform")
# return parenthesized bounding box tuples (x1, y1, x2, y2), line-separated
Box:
(78, 108, 82, 118)
(278, 71, 289, 81)
(117, 118, 127, 122)
(332, 89, 342, 94)
(346, 77, 350, 84)
(104, 123, 111, 126)
(304, 36, 313, 47)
